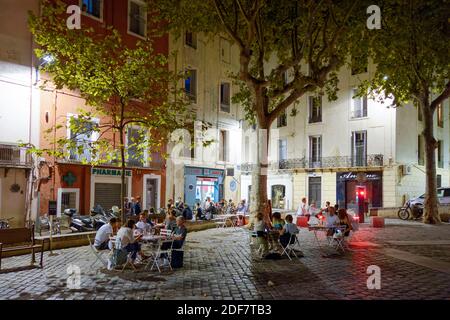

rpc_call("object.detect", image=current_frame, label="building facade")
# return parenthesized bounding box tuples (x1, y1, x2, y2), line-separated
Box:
(166, 31, 244, 208)
(239, 62, 450, 212)
(0, 0, 40, 227)
(35, 0, 169, 216)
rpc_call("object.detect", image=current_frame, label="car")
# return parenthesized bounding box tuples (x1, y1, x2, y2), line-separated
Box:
(409, 187, 450, 206)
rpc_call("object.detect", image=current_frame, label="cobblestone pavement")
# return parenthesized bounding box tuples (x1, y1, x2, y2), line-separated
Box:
(1, 219, 449, 300)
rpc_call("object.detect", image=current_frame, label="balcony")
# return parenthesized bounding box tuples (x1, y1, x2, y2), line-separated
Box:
(239, 154, 384, 172)
(0, 144, 32, 168)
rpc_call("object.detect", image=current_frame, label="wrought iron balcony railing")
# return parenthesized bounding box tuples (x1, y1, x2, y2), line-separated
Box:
(0, 144, 32, 167)
(238, 154, 384, 172)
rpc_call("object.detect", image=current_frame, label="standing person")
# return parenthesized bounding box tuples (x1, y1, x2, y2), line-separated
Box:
(133, 196, 142, 216)
(123, 198, 131, 216)
(129, 197, 136, 215)
(296, 197, 309, 219)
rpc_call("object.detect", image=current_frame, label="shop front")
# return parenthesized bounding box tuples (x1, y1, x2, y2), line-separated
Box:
(89, 168, 132, 211)
(184, 166, 224, 208)
(336, 171, 383, 211)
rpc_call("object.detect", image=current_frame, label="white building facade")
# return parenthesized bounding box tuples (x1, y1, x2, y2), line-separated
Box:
(240, 63, 449, 212)
(166, 32, 245, 208)
(0, 0, 40, 227)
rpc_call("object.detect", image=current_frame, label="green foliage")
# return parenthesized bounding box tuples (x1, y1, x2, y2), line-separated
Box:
(359, 0, 450, 108)
(156, 0, 367, 128)
(28, 0, 193, 168)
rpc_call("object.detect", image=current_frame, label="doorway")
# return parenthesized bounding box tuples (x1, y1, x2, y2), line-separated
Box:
(143, 175, 161, 210)
(308, 177, 321, 207)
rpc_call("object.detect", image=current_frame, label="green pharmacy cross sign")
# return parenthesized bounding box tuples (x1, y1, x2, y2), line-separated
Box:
(63, 171, 76, 186)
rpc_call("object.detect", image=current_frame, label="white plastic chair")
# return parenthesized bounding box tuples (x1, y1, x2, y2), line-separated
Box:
(150, 231, 174, 272)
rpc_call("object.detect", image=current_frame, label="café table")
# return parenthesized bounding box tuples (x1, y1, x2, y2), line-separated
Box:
(308, 224, 341, 257)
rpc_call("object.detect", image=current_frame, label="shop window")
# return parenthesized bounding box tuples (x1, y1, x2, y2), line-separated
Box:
(271, 185, 286, 209)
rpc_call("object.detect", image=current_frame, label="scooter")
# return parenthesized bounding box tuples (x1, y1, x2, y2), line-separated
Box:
(64, 208, 95, 232)
(0, 217, 13, 229)
(90, 205, 110, 230)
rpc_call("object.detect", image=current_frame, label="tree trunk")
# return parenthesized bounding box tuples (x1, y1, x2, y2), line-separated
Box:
(421, 100, 441, 224)
(120, 126, 126, 223)
(249, 125, 269, 226)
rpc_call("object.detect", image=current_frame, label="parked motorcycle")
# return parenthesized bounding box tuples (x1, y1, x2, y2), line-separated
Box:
(0, 217, 13, 229)
(398, 200, 424, 220)
(64, 208, 95, 232)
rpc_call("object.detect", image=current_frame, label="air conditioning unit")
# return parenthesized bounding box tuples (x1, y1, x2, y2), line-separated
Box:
(402, 164, 412, 175)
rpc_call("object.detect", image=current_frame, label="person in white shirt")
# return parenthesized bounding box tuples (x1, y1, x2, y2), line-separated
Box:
(325, 207, 340, 234)
(115, 219, 143, 261)
(296, 197, 309, 218)
(94, 218, 118, 250)
(135, 213, 151, 233)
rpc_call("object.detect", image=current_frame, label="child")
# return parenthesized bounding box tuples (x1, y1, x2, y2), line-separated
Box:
(279, 214, 299, 248)
(254, 212, 269, 257)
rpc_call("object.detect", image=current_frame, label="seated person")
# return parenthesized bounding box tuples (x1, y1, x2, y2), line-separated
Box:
(325, 207, 339, 236)
(156, 208, 177, 230)
(279, 214, 299, 248)
(182, 205, 193, 221)
(115, 219, 143, 262)
(254, 212, 269, 256)
(338, 208, 353, 237)
(136, 213, 152, 233)
(94, 217, 117, 250)
(195, 203, 205, 220)
(172, 216, 188, 249)
(271, 212, 285, 231)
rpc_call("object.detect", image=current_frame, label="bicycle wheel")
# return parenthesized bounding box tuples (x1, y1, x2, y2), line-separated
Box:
(397, 208, 410, 220)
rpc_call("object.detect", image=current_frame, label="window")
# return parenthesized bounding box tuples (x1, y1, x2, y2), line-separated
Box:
(309, 136, 322, 167)
(81, 0, 102, 19)
(67, 115, 99, 162)
(271, 185, 286, 209)
(219, 130, 229, 162)
(418, 105, 422, 121)
(352, 131, 367, 166)
(185, 31, 197, 49)
(127, 126, 146, 167)
(437, 175, 442, 188)
(351, 53, 368, 75)
(128, 0, 147, 37)
(185, 69, 197, 102)
(437, 103, 444, 128)
(277, 110, 287, 128)
(308, 96, 322, 123)
(437, 140, 444, 168)
(220, 82, 231, 113)
(220, 38, 230, 63)
(57, 188, 80, 216)
(278, 139, 287, 161)
(351, 88, 368, 118)
(308, 177, 321, 207)
(418, 135, 424, 165)
(282, 71, 289, 86)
